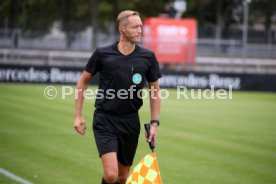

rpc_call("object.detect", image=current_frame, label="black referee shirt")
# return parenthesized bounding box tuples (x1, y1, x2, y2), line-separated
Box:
(85, 42, 161, 114)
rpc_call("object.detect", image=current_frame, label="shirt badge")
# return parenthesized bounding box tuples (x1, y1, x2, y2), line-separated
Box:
(132, 73, 142, 84)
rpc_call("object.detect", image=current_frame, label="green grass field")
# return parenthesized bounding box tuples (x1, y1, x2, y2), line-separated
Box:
(0, 83, 276, 184)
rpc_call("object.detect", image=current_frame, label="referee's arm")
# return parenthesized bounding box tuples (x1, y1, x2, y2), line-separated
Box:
(148, 81, 161, 145)
(74, 71, 93, 135)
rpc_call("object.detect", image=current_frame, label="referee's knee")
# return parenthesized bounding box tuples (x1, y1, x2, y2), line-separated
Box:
(103, 172, 118, 184)
(118, 175, 128, 184)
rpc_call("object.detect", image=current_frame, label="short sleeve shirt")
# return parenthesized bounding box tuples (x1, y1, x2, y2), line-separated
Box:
(85, 42, 161, 114)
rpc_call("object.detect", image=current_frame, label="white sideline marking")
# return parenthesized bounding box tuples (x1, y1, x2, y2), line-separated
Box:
(0, 168, 33, 184)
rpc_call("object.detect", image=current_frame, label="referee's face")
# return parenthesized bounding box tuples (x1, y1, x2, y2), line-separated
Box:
(123, 15, 143, 43)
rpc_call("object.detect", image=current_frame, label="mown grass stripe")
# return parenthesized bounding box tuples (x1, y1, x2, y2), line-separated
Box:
(0, 168, 32, 184)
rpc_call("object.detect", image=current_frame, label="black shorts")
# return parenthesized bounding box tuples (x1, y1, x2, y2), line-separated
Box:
(92, 109, 140, 166)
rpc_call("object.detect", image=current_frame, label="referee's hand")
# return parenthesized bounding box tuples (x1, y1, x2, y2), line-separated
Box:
(146, 124, 158, 146)
(74, 116, 86, 135)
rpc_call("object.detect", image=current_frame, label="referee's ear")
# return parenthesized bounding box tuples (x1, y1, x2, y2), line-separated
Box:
(119, 25, 124, 34)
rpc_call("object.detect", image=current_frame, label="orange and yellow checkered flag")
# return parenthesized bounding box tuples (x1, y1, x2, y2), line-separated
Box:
(126, 153, 162, 184)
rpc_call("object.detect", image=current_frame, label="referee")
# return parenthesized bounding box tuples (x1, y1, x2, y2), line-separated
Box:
(74, 10, 161, 184)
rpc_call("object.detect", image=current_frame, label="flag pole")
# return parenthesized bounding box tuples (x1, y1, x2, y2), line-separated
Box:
(153, 152, 163, 184)
(144, 123, 155, 152)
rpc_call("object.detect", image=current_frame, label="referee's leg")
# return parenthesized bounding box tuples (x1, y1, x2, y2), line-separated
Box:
(118, 161, 131, 184)
(101, 152, 118, 183)
(101, 152, 131, 184)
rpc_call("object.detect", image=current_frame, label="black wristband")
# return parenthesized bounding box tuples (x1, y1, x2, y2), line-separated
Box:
(150, 120, 160, 126)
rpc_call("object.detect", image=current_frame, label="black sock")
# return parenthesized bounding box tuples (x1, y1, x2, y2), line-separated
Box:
(101, 178, 119, 184)
(101, 178, 118, 184)
(101, 178, 109, 184)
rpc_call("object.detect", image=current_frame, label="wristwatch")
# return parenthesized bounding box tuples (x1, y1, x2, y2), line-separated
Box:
(150, 120, 160, 126)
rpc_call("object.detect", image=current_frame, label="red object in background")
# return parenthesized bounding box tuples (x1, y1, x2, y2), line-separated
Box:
(142, 18, 197, 64)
